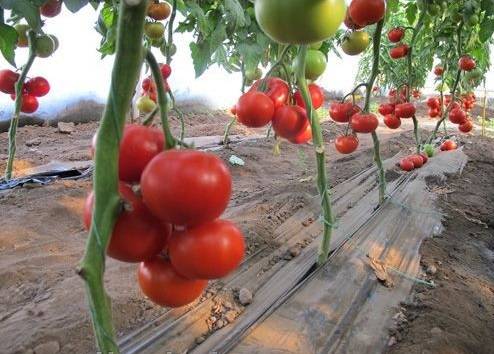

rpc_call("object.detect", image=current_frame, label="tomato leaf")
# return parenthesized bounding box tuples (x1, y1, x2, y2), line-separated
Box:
(0, 23, 17, 67)
(0, 0, 42, 31)
(190, 41, 210, 78)
(406, 3, 417, 25)
(481, 0, 494, 15)
(63, 0, 90, 13)
(479, 17, 494, 42)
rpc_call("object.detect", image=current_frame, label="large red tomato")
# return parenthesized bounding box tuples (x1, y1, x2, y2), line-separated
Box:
(388, 27, 404, 43)
(141, 150, 232, 227)
(236, 91, 274, 128)
(0, 69, 19, 94)
(378, 103, 394, 115)
(18, 94, 39, 113)
(138, 257, 208, 307)
(40, 0, 63, 17)
(329, 102, 354, 123)
(250, 77, 290, 108)
(449, 108, 467, 124)
(344, 10, 364, 30)
(335, 135, 359, 154)
(459, 120, 473, 133)
(434, 65, 444, 76)
(399, 158, 414, 171)
(289, 124, 312, 144)
(428, 108, 440, 118)
(458, 56, 476, 71)
(294, 83, 324, 109)
(394, 103, 415, 118)
(272, 105, 310, 140)
(83, 183, 170, 263)
(440, 140, 457, 151)
(349, 0, 385, 27)
(169, 219, 245, 279)
(160, 64, 172, 79)
(383, 114, 401, 129)
(25, 77, 50, 97)
(426, 97, 440, 109)
(390, 44, 409, 59)
(117, 124, 165, 183)
(409, 154, 423, 168)
(350, 112, 379, 133)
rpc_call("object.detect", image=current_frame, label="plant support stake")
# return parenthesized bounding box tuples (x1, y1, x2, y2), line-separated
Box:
(295, 45, 334, 265)
(77, 1, 147, 353)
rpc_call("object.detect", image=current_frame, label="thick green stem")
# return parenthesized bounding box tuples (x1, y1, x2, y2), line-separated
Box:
(77, 2, 147, 353)
(259, 45, 291, 91)
(4, 31, 36, 181)
(240, 60, 246, 94)
(166, 0, 177, 64)
(146, 49, 176, 149)
(407, 10, 426, 152)
(295, 46, 333, 265)
(364, 19, 386, 205)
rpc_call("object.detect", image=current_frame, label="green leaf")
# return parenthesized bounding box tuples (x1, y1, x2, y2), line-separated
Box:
(63, 0, 90, 13)
(224, 0, 246, 29)
(387, 0, 399, 14)
(190, 41, 210, 77)
(0, 0, 42, 31)
(0, 23, 16, 67)
(479, 18, 494, 42)
(481, 0, 494, 15)
(406, 3, 418, 25)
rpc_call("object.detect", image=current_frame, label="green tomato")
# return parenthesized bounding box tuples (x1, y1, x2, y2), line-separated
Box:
(467, 14, 479, 26)
(255, 0, 346, 44)
(151, 37, 164, 48)
(168, 43, 177, 56)
(464, 69, 482, 82)
(245, 68, 262, 81)
(35, 35, 56, 58)
(341, 31, 369, 56)
(305, 49, 327, 81)
(49, 34, 59, 51)
(309, 41, 323, 50)
(15, 24, 29, 47)
(145, 22, 165, 40)
(246, 7, 255, 18)
(436, 83, 449, 92)
(423, 144, 435, 158)
(137, 96, 157, 113)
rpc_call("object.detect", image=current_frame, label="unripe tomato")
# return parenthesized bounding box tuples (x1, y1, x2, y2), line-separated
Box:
(138, 256, 208, 307)
(245, 68, 262, 81)
(409, 154, 423, 168)
(141, 150, 232, 227)
(25, 77, 50, 97)
(388, 27, 404, 43)
(423, 144, 435, 157)
(305, 50, 327, 80)
(0, 69, 19, 94)
(289, 124, 312, 144)
(145, 22, 165, 40)
(160, 63, 172, 79)
(378, 103, 394, 116)
(349, 0, 385, 27)
(40, 0, 62, 17)
(15, 24, 29, 47)
(294, 83, 324, 109)
(35, 35, 57, 58)
(434, 65, 444, 76)
(236, 91, 275, 128)
(458, 55, 476, 71)
(335, 135, 359, 154)
(148, 1, 172, 21)
(20, 94, 39, 113)
(341, 31, 370, 56)
(255, 0, 346, 44)
(309, 41, 323, 50)
(344, 10, 364, 30)
(383, 114, 401, 129)
(449, 108, 467, 124)
(459, 120, 473, 133)
(137, 95, 157, 113)
(272, 105, 310, 140)
(350, 112, 379, 133)
(426, 97, 440, 109)
(169, 219, 245, 280)
(83, 183, 171, 263)
(249, 77, 289, 108)
(394, 103, 415, 118)
(399, 158, 414, 171)
(390, 44, 409, 59)
(440, 140, 457, 151)
(329, 102, 354, 123)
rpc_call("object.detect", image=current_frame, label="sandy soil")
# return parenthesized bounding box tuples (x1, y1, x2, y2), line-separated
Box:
(0, 106, 492, 354)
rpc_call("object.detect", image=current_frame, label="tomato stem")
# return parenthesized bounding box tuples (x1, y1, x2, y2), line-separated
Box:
(145, 49, 176, 149)
(342, 83, 368, 103)
(295, 45, 334, 266)
(223, 117, 236, 147)
(78, 2, 147, 353)
(4, 31, 37, 181)
(166, 0, 177, 64)
(259, 45, 291, 92)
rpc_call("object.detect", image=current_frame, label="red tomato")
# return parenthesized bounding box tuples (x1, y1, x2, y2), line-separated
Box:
(138, 257, 208, 307)
(40, 0, 62, 17)
(349, 0, 385, 27)
(344, 10, 364, 30)
(390, 44, 409, 59)
(383, 114, 401, 129)
(428, 108, 440, 118)
(427, 97, 440, 109)
(289, 124, 312, 144)
(419, 153, 428, 164)
(160, 64, 172, 79)
(329, 102, 354, 123)
(394, 102, 416, 118)
(434, 65, 444, 76)
(141, 150, 232, 227)
(236, 91, 274, 128)
(142, 77, 157, 92)
(399, 158, 414, 171)
(409, 154, 423, 168)
(335, 135, 359, 154)
(459, 120, 473, 133)
(458, 56, 476, 71)
(83, 183, 170, 263)
(20, 94, 39, 113)
(350, 112, 379, 133)
(388, 27, 404, 43)
(449, 101, 461, 111)
(378, 103, 394, 115)
(0, 69, 19, 94)
(294, 83, 324, 110)
(449, 108, 467, 124)
(440, 140, 457, 151)
(169, 219, 245, 279)
(230, 105, 237, 116)
(25, 77, 50, 97)
(250, 77, 289, 108)
(109, 124, 165, 183)
(272, 105, 310, 140)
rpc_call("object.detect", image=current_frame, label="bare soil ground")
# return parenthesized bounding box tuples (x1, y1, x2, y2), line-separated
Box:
(0, 106, 492, 354)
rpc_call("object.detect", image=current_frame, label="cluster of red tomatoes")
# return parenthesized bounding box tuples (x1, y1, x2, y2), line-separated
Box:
(426, 96, 443, 118)
(137, 63, 172, 114)
(448, 102, 473, 133)
(387, 27, 409, 59)
(460, 92, 476, 111)
(0, 70, 50, 114)
(232, 77, 324, 145)
(399, 153, 428, 172)
(378, 87, 417, 128)
(86, 126, 244, 308)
